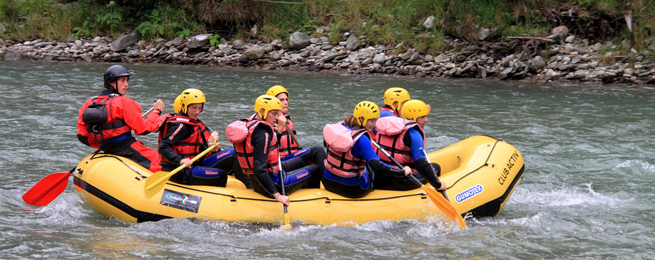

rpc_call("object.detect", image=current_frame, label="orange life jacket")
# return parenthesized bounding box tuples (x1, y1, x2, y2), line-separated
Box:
(226, 117, 280, 175)
(158, 114, 212, 164)
(278, 115, 301, 158)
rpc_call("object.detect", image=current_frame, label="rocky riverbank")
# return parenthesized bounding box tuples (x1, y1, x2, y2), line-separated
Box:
(2, 26, 655, 85)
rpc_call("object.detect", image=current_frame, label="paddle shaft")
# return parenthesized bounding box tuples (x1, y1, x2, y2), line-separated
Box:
(285, 124, 301, 148)
(371, 140, 467, 228)
(422, 149, 451, 201)
(277, 133, 291, 227)
(145, 144, 216, 190)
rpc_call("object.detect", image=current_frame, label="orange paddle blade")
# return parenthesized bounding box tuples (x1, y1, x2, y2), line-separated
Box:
(421, 185, 467, 228)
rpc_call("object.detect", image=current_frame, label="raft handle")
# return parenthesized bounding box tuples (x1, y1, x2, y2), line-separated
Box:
(457, 156, 461, 163)
(486, 163, 495, 168)
(230, 196, 238, 203)
(325, 198, 332, 204)
(421, 193, 427, 200)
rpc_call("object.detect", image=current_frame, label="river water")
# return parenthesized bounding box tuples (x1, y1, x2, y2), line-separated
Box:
(1, 61, 654, 259)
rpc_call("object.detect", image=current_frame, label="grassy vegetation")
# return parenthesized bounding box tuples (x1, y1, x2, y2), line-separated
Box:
(1, 0, 654, 55)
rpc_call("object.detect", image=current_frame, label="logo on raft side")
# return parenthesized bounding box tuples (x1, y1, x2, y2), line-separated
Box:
(455, 184, 484, 203)
(160, 189, 203, 213)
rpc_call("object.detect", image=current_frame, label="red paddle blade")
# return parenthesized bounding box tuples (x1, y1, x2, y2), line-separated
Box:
(22, 172, 71, 206)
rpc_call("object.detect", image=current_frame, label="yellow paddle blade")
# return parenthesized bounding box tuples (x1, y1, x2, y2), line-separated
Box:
(421, 185, 467, 228)
(282, 212, 292, 230)
(144, 145, 216, 191)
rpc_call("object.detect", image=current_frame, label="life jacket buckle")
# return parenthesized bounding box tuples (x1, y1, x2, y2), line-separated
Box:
(91, 124, 100, 133)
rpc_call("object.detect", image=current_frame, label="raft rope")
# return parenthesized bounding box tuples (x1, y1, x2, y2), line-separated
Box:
(166, 182, 428, 203)
(81, 155, 428, 203)
(85, 154, 149, 180)
(446, 140, 500, 190)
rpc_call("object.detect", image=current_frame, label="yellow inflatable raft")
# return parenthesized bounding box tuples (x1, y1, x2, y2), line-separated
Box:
(72, 135, 524, 225)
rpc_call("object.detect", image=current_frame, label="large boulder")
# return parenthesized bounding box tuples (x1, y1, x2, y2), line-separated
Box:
(111, 31, 139, 52)
(289, 32, 310, 50)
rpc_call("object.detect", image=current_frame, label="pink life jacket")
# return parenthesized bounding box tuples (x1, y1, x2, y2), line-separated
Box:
(226, 117, 279, 175)
(323, 122, 368, 178)
(374, 116, 425, 167)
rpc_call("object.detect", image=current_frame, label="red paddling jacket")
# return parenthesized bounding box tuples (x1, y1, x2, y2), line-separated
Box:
(76, 89, 165, 148)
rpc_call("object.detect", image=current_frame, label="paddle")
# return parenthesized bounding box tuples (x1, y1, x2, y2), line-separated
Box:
(370, 140, 467, 228)
(22, 106, 157, 206)
(285, 124, 301, 148)
(144, 144, 216, 191)
(277, 134, 292, 229)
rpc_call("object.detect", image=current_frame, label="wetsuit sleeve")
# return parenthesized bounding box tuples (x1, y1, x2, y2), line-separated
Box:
(251, 126, 279, 196)
(119, 97, 166, 135)
(158, 122, 192, 164)
(407, 128, 441, 188)
(380, 110, 397, 118)
(353, 135, 405, 177)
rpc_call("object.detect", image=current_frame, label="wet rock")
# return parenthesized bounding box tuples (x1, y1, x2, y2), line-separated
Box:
(111, 31, 139, 52)
(245, 46, 265, 60)
(565, 35, 575, 43)
(3, 50, 24, 61)
(187, 34, 210, 49)
(289, 32, 310, 50)
(499, 67, 513, 80)
(34, 42, 54, 48)
(373, 53, 385, 64)
(268, 51, 281, 61)
(434, 53, 449, 63)
(232, 39, 246, 49)
(345, 35, 358, 51)
(531, 56, 546, 70)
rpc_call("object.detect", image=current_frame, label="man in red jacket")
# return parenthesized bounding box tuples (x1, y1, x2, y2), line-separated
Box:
(76, 65, 166, 172)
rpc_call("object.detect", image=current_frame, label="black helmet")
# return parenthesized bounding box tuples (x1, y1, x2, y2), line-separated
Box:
(104, 65, 132, 82)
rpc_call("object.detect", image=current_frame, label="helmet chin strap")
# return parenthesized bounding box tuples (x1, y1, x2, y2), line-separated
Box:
(111, 80, 121, 95)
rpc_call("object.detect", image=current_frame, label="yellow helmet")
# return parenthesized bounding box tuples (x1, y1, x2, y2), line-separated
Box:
(254, 95, 283, 120)
(173, 94, 183, 113)
(384, 87, 411, 112)
(400, 99, 429, 121)
(353, 101, 380, 127)
(179, 88, 206, 114)
(266, 85, 289, 99)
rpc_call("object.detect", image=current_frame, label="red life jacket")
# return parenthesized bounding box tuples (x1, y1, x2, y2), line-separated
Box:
(158, 114, 212, 164)
(79, 94, 130, 144)
(375, 116, 425, 167)
(323, 122, 368, 178)
(380, 106, 399, 117)
(226, 117, 280, 175)
(278, 115, 301, 158)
